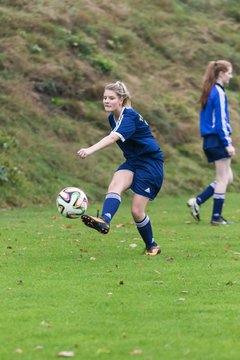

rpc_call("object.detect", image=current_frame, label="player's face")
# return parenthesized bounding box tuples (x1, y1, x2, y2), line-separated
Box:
(221, 66, 233, 85)
(103, 90, 123, 114)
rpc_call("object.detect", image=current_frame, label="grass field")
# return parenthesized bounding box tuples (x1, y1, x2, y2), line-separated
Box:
(0, 194, 240, 360)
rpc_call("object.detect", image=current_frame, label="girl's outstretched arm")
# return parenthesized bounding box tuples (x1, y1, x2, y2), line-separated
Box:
(77, 133, 120, 159)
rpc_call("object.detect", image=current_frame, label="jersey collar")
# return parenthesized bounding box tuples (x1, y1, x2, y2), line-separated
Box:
(113, 107, 126, 123)
(216, 82, 225, 91)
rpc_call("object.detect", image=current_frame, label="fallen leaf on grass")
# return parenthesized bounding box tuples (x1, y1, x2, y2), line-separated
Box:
(79, 248, 88, 253)
(35, 345, 44, 350)
(61, 224, 77, 229)
(40, 320, 53, 328)
(15, 348, 23, 353)
(233, 252, 240, 255)
(96, 348, 111, 354)
(57, 351, 75, 357)
(167, 256, 174, 262)
(130, 349, 143, 355)
(129, 243, 137, 248)
(116, 223, 125, 228)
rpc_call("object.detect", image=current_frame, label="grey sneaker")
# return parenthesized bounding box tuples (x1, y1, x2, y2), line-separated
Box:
(211, 217, 233, 225)
(187, 198, 200, 221)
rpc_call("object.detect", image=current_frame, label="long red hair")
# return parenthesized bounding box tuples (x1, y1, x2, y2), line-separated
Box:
(200, 60, 232, 109)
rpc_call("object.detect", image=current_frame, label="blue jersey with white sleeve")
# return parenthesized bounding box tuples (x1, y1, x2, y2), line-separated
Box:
(200, 83, 232, 147)
(108, 107, 163, 161)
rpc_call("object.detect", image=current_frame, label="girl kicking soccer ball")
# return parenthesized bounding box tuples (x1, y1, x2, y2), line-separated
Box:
(77, 81, 164, 255)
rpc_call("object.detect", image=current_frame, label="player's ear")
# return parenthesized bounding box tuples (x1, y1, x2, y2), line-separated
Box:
(218, 70, 224, 80)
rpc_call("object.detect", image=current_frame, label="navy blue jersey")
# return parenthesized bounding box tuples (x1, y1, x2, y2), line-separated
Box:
(200, 83, 232, 147)
(108, 107, 163, 161)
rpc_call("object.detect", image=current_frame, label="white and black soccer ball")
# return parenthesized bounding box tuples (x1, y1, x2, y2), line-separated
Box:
(56, 187, 88, 218)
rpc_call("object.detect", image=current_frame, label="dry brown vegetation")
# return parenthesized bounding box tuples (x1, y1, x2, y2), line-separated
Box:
(0, 0, 240, 206)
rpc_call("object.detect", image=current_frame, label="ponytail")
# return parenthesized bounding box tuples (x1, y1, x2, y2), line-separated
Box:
(200, 60, 232, 109)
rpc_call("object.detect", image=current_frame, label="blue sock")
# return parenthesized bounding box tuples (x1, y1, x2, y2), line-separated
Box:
(101, 192, 121, 224)
(212, 193, 225, 220)
(135, 215, 157, 249)
(196, 182, 216, 205)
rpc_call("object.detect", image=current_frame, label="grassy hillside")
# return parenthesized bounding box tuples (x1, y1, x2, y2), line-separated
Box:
(1, 0, 240, 207)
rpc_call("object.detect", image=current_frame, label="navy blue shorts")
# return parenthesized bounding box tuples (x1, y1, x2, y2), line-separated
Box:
(203, 135, 230, 163)
(116, 158, 164, 200)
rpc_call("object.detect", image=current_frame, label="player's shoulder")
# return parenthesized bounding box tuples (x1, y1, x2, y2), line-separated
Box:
(123, 107, 139, 117)
(213, 83, 225, 97)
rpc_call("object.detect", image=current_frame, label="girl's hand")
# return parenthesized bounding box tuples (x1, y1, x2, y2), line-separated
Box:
(77, 133, 119, 159)
(226, 145, 235, 156)
(77, 148, 90, 159)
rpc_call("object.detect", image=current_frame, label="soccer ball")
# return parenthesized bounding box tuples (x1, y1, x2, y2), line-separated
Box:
(56, 187, 88, 218)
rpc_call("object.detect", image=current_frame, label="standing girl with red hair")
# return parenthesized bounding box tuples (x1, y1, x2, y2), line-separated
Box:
(187, 60, 235, 225)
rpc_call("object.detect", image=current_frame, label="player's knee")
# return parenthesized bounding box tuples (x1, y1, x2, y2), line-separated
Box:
(131, 206, 144, 221)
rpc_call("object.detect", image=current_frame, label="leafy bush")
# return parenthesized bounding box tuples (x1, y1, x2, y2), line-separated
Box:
(34, 79, 59, 96)
(91, 55, 114, 74)
(30, 44, 42, 54)
(0, 163, 22, 185)
(0, 134, 22, 185)
(68, 33, 96, 56)
(0, 165, 9, 183)
(0, 134, 19, 150)
(225, 3, 240, 22)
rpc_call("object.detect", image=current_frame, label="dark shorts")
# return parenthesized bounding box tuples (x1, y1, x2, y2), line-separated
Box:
(116, 158, 164, 200)
(203, 135, 230, 163)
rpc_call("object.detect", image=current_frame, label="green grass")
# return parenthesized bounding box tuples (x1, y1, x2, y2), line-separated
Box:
(0, 194, 240, 359)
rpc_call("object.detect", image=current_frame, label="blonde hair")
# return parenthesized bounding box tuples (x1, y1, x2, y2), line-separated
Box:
(104, 81, 131, 107)
(200, 60, 232, 109)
